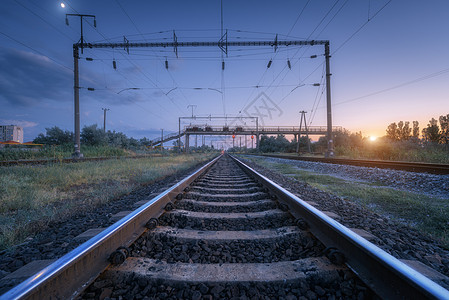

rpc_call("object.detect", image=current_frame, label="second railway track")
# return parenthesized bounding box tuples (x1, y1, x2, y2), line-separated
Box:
(2, 154, 449, 299)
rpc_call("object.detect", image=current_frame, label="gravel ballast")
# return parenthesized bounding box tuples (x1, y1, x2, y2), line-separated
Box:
(255, 156, 449, 198)
(238, 155, 449, 288)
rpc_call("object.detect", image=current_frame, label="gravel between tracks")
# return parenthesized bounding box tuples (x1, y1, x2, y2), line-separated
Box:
(255, 156, 449, 198)
(237, 156, 449, 288)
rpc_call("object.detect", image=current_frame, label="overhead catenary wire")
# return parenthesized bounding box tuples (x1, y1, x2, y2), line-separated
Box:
(0, 31, 72, 71)
(261, 0, 392, 114)
(334, 67, 449, 106)
(65, 0, 187, 115)
(114, 0, 191, 110)
(10, 0, 173, 122)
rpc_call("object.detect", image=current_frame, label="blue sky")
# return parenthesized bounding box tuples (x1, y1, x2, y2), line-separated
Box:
(1, 0, 448, 144)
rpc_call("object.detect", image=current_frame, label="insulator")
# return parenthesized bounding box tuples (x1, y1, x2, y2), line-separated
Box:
(222, 61, 225, 70)
(165, 59, 168, 69)
(87, 87, 95, 91)
(85, 57, 93, 61)
(267, 59, 272, 68)
(65, 17, 69, 26)
(112, 60, 117, 69)
(310, 55, 317, 59)
(313, 83, 320, 86)
(94, 19, 97, 28)
(287, 59, 291, 69)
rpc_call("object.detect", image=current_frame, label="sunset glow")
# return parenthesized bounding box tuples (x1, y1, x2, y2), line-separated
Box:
(1, 1, 448, 142)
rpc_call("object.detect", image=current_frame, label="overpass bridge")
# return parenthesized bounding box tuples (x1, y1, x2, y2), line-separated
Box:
(150, 125, 342, 150)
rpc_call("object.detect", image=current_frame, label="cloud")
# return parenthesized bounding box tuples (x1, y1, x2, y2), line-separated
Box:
(0, 48, 72, 106)
(0, 119, 38, 128)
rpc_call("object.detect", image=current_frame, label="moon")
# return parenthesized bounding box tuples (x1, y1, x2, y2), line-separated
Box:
(60, 3, 65, 8)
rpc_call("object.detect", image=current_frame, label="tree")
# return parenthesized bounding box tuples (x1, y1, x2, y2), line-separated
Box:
(386, 121, 412, 141)
(422, 118, 440, 143)
(259, 134, 290, 152)
(107, 131, 129, 147)
(386, 123, 399, 141)
(81, 124, 108, 146)
(140, 137, 152, 146)
(399, 121, 412, 141)
(33, 126, 73, 145)
(439, 114, 449, 144)
(412, 121, 419, 138)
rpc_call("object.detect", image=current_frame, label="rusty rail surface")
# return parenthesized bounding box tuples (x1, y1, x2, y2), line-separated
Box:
(254, 153, 449, 175)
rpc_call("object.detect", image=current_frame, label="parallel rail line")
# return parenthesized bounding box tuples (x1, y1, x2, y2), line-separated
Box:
(254, 153, 449, 175)
(1, 154, 448, 299)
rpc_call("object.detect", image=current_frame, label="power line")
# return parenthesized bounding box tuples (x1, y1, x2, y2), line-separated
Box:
(335, 67, 449, 106)
(286, 0, 311, 37)
(238, 0, 342, 114)
(14, 0, 73, 41)
(332, 0, 392, 55)
(0, 31, 72, 71)
(65, 0, 187, 114)
(112, 1, 189, 112)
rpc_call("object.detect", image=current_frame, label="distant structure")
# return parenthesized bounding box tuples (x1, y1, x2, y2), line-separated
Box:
(0, 125, 23, 143)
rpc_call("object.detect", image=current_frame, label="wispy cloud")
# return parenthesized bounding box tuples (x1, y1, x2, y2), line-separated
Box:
(0, 119, 38, 128)
(0, 48, 72, 106)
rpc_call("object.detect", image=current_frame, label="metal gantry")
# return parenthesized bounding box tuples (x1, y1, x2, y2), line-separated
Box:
(69, 22, 334, 157)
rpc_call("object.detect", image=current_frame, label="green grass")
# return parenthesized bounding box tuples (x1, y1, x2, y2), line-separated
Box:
(0, 153, 216, 250)
(0, 144, 129, 161)
(334, 143, 449, 164)
(243, 156, 449, 248)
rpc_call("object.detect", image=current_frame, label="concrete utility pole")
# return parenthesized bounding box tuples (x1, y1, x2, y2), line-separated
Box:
(161, 129, 163, 149)
(102, 108, 110, 133)
(178, 117, 181, 153)
(325, 42, 334, 157)
(66, 13, 96, 158)
(73, 45, 81, 158)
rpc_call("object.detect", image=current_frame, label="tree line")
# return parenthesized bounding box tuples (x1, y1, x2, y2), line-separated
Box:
(385, 114, 449, 144)
(33, 125, 152, 148)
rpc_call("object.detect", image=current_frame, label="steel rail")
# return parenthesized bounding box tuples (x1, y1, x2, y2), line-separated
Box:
(230, 155, 449, 299)
(0, 155, 221, 300)
(254, 153, 449, 175)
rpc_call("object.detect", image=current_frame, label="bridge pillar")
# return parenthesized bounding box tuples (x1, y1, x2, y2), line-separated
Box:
(185, 134, 190, 153)
(294, 134, 298, 153)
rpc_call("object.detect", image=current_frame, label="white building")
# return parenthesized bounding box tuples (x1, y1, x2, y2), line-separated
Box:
(0, 125, 23, 143)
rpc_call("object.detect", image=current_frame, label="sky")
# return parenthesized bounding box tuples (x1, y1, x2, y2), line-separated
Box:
(1, 0, 448, 146)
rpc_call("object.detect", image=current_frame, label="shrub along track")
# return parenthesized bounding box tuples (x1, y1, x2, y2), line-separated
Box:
(2, 155, 449, 299)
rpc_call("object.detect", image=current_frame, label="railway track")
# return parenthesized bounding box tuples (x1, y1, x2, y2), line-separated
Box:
(1, 154, 449, 299)
(254, 153, 449, 175)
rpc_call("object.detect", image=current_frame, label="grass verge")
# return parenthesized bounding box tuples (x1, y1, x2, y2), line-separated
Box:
(243, 156, 449, 248)
(0, 153, 216, 250)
